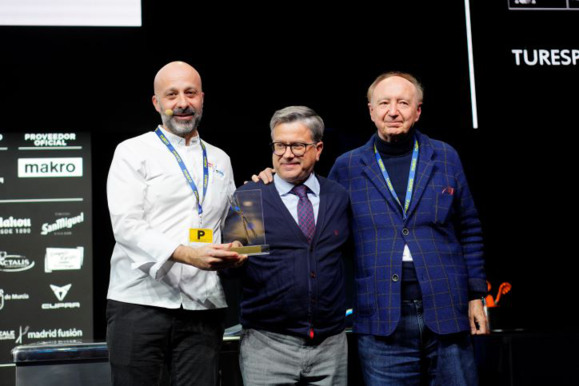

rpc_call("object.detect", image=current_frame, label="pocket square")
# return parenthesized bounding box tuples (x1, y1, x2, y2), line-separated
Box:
(441, 186, 455, 195)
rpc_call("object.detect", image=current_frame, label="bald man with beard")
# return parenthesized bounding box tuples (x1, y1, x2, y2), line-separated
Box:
(106, 61, 246, 386)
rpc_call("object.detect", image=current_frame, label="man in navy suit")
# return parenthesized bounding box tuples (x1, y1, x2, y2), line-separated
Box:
(235, 106, 350, 385)
(328, 72, 488, 385)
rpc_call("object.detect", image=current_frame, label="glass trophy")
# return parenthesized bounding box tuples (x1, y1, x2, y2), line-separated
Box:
(222, 189, 269, 256)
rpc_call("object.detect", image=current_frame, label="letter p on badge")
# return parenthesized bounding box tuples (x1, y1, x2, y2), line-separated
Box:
(190, 228, 213, 243)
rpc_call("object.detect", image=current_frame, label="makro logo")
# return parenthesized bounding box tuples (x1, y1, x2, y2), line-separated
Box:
(0, 251, 35, 272)
(24, 133, 76, 147)
(41, 212, 84, 235)
(18, 158, 83, 178)
(42, 284, 80, 310)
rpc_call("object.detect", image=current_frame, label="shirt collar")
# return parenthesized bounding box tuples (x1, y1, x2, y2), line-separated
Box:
(158, 125, 200, 147)
(274, 172, 320, 197)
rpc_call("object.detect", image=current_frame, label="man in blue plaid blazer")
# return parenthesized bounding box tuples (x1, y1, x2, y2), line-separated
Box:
(328, 72, 488, 385)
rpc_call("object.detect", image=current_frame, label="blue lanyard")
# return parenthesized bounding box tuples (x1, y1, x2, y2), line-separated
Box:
(155, 127, 209, 216)
(374, 138, 419, 219)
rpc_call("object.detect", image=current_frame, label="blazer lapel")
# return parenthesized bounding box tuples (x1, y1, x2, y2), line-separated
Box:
(359, 136, 404, 217)
(405, 132, 434, 220)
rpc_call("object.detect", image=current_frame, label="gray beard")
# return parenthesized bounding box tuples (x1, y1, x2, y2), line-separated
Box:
(161, 111, 203, 137)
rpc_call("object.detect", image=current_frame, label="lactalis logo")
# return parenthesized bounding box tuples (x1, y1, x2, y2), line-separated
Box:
(0, 251, 35, 272)
(18, 158, 83, 178)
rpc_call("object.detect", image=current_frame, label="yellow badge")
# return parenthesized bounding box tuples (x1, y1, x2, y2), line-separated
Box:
(189, 228, 213, 243)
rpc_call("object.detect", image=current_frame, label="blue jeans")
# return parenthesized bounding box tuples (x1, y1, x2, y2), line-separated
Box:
(357, 300, 478, 386)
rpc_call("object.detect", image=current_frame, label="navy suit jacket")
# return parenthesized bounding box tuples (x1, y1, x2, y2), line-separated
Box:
(329, 131, 486, 336)
(233, 176, 350, 339)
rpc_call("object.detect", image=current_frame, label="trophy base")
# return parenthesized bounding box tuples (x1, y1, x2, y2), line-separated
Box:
(231, 244, 270, 256)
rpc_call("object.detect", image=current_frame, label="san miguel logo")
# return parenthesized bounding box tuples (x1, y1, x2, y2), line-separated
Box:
(41, 213, 84, 236)
(0, 251, 35, 272)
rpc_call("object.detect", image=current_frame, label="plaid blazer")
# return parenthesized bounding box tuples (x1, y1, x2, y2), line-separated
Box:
(328, 131, 486, 336)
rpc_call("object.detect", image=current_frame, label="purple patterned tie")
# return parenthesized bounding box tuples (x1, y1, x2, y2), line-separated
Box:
(292, 184, 315, 243)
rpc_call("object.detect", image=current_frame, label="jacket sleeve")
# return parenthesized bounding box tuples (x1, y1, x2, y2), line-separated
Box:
(453, 152, 487, 295)
(107, 142, 180, 280)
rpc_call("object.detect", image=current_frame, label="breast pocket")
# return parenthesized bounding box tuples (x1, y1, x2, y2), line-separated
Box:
(433, 193, 454, 225)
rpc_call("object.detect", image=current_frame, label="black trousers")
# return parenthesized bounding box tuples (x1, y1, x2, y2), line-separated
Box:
(106, 300, 226, 386)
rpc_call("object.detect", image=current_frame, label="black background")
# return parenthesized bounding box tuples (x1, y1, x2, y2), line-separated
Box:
(0, 1, 574, 341)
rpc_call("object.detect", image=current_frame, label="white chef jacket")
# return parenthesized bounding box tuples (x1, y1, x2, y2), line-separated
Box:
(106, 127, 236, 310)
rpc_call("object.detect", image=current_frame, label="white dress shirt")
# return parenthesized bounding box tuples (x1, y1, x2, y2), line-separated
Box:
(273, 172, 320, 223)
(107, 127, 235, 310)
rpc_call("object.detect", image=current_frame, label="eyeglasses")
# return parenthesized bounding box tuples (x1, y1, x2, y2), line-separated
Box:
(271, 142, 317, 156)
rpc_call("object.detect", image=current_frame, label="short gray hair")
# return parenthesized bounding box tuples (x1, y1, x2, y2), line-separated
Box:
(367, 71, 424, 103)
(269, 106, 324, 143)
